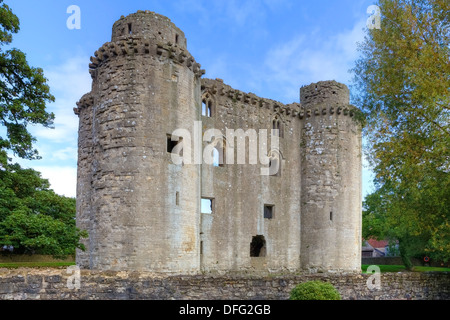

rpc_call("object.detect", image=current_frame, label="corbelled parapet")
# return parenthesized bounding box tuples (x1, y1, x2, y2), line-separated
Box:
(300, 80, 350, 107)
(201, 78, 301, 118)
(86, 36, 205, 81)
(73, 93, 93, 115)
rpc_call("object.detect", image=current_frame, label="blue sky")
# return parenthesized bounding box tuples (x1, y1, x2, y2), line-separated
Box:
(5, 0, 376, 198)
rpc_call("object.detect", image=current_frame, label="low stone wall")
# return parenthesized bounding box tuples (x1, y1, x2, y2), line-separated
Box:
(0, 269, 448, 300)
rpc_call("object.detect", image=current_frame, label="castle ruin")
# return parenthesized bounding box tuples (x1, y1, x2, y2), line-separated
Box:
(74, 11, 362, 274)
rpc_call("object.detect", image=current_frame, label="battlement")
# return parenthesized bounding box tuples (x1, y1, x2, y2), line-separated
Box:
(201, 78, 301, 118)
(87, 36, 205, 79)
(74, 92, 93, 115)
(300, 80, 350, 107)
(201, 78, 356, 120)
(112, 11, 187, 49)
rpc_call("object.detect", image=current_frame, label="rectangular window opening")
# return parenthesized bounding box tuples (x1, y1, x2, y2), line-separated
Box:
(176, 192, 180, 206)
(200, 241, 203, 255)
(167, 134, 182, 154)
(175, 34, 179, 44)
(128, 23, 132, 34)
(201, 198, 214, 214)
(264, 205, 274, 219)
(330, 211, 333, 221)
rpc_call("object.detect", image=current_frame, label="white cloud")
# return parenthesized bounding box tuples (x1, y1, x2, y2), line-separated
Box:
(260, 18, 366, 103)
(29, 56, 91, 144)
(14, 55, 91, 197)
(33, 165, 77, 198)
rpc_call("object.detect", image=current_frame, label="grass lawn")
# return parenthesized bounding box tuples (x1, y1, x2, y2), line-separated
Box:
(0, 261, 76, 269)
(361, 264, 450, 273)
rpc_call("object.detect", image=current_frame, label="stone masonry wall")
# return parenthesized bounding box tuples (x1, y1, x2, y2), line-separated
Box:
(0, 269, 448, 300)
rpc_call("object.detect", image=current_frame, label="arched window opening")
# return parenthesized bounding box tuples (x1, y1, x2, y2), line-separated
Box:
(250, 235, 266, 257)
(272, 118, 284, 138)
(202, 99, 213, 117)
(269, 154, 281, 177)
(212, 141, 225, 167)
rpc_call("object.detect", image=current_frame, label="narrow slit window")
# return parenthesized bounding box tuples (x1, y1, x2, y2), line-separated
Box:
(175, 34, 179, 44)
(264, 205, 274, 219)
(202, 99, 213, 117)
(176, 192, 180, 206)
(212, 144, 225, 167)
(128, 23, 132, 34)
(207, 101, 213, 117)
(269, 156, 281, 177)
(202, 101, 207, 116)
(200, 241, 203, 255)
(330, 211, 333, 221)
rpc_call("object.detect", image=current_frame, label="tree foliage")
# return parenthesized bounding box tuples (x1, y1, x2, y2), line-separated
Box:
(0, 1, 86, 258)
(0, 0, 55, 161)
(353, 0, 449, 267)
(0, 163, 87, 258)
(289, 281, 341, 300)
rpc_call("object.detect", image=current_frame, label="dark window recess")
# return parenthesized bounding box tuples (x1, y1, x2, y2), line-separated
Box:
(264, 205, 274, 219)
(272, 119, 283, 137)
(330, 211, 333, 221)
(167, 135, 182, 153)
(269, 157, 281, 177)
(250, 235, 266, 257)
(128, 23, 132, 34)
(175, 34, 179, 44)
(200, 241, 203, 255)
(176, 192, 180, 206)
(208, 101, 213, 117)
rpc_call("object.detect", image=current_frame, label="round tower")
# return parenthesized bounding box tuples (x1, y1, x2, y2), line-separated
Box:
(75, 11, 204, 272)
(299, 80, 362, 272)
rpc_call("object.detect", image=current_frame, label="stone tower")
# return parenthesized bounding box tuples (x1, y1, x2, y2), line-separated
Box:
(75, 11, 362, 274)
(299, 81, 362, 272)
(74, 11, 205, 272)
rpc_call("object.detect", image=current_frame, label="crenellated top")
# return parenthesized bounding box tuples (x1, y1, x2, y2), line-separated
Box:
(112, 11, 187, 49)
(201, 78, 301, 119)
(201, 78, 357, 120)
(74, 92, 94, 116)
(88, 35, 205, 79)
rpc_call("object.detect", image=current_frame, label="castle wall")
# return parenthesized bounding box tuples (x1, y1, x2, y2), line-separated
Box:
(75, 11, 362, 274)
(74, 11, 204, 272)
(199, 79, 302, 273)
(299, 81, 362, 272)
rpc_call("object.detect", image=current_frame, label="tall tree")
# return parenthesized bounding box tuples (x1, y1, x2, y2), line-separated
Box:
(0, 1, 86, 258)
(0, 0, 55, 164)
(352, 0, 449, 268)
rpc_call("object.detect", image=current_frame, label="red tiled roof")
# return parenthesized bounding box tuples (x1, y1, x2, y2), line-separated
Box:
(366, 238, 389, 248)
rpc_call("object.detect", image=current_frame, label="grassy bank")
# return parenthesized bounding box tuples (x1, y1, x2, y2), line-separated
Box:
(0, 261, 76, 269)
(361, 264, 450, 273)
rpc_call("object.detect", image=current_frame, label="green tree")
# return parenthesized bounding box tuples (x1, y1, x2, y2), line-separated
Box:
(0, 163, 87, 258)
(0, 1, 86, 258)
(0, 0, 55, 163)
(352, 0, 449, 268)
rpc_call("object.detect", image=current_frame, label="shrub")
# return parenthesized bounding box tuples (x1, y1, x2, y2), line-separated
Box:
(289, 280, 341, 300)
